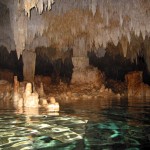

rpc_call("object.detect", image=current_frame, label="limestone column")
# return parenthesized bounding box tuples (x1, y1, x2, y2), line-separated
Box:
(71, 38, 88, 84)
(71, 38, 103, 85)
(22, 51, 36, 82)
(125, 71, 145, 97)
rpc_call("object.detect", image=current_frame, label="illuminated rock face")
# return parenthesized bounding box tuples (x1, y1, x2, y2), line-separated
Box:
(71, 66, 102, 85)
(125, 71, 150, 98)
(23, 83, 39, 107)
(71, 40, 104, 85)
(47, 97, 59, 112)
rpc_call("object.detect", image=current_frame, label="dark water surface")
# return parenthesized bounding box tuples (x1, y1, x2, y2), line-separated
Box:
(0, 98, 149, 150)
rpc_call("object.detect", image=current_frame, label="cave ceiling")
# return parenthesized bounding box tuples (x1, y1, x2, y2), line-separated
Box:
(0, 0, 150, 70)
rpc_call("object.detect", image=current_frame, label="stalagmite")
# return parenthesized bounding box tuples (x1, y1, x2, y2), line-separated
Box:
(23, 83, 39, 107)
(14, 76, 19, 93)
(22, 51, 36, 82)
(47, 97, 59, 112)
(13, 76, 23, 108)
(120, 36, 128, 58)
(71, 37, 104, 85)
(38, 82, 45, 97)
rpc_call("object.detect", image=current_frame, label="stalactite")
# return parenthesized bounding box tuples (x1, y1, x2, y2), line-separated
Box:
(144, 37, 150, 72)
(120, 36, 128, 58)
(23, 0, 54, 17)
(91, 0, 97, 16)
(24, 0, 38, 17)
(0, 0, 150, 69)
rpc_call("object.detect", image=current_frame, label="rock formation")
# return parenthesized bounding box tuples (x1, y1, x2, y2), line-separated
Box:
(47, 97, 60, 112)
(125, 71, 150, 98)
(0, 80, 12, 100)
(23, 83, 39, 107)
(0, 1, 150, 101)
(0, 0, 150, 81)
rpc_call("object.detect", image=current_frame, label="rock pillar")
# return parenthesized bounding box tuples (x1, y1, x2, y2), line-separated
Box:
(71, 38, 103, 85)
(22, 51, 36, 82)
(125, 71, 150, 97)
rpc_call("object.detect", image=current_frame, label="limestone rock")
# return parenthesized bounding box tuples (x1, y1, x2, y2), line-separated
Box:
(0, 69, 14, 82)
(37, 82, 45, 97)
(47, 97, 59, 112)
(99, 84, 105, 92)
(40, 98, 48, 105)
(125, 71, 150, 98)
(35, 75, 51, 87)
(23, 83, 39, 107)
(71, 66, 103, 85)
(72, 57, 89, 69)
(0, 80, 12, 93)
(14, 76, 19, 93)
(0, 80, 12, 100)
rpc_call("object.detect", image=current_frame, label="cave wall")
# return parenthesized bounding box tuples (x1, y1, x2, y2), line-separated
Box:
(0, 46, 23, 81)
(88, 42, 150, 85)
(0, 2, 15, 51)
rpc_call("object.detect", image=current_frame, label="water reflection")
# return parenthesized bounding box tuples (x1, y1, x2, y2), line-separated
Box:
(0, 97, 150, 149)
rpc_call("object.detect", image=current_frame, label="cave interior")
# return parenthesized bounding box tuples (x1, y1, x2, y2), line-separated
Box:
(0, 0, 150, 96)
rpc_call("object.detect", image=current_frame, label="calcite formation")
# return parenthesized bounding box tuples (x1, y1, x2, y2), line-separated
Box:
(37, 82, 45, 97)
(125, 71, 150, 98)
(1, 0, 150, 74)
(0, 1, 150, 104)
(35, 75, 51, 87)
(23, 83, 39, 107)
(13, 76, 23, 107)
(71, 42, 104, 85)
(47, 97, 59, 112)
(0, 80, 12, 100)
(13, 76, 19, 93)
(0, 69, 14, 82)
(71, 66, 103, 85)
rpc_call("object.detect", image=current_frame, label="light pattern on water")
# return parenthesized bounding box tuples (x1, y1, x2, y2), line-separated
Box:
(0, 98, 150, 149)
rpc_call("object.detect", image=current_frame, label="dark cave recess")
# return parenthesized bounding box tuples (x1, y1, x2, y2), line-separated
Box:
(0, 45, 150, 85)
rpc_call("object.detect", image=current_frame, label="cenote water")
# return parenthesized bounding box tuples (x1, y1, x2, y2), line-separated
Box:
(0, 98, 149, 150)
